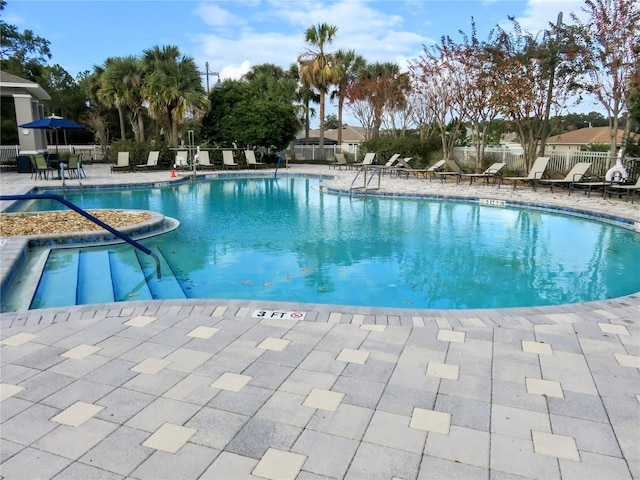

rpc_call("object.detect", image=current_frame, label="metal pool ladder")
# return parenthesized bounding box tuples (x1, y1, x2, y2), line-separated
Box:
(350, 165, 381, 197)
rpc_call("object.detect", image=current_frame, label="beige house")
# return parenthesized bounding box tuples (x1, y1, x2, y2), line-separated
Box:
(545, 126, 627, 152)
(305, 125, 367, 154)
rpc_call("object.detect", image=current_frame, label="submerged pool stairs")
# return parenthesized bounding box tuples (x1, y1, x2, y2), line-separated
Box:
(30, 246, 186, 310)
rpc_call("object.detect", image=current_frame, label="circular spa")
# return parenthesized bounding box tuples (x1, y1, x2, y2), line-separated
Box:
(3, 175, 640, 312)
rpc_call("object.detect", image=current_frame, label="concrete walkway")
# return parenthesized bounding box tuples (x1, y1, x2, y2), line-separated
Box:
(1, 163, 639, 479)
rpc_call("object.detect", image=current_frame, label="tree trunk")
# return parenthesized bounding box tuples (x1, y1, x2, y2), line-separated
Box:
(337, 95, 344, 146)
(319, 90, 325, 160)
(117, 106, 126, 141)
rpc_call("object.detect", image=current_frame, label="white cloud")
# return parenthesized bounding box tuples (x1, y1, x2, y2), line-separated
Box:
(514, 0, 587, 32)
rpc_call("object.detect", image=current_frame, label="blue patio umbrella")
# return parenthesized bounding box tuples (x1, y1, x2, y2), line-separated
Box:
(19, 114, 87, 154)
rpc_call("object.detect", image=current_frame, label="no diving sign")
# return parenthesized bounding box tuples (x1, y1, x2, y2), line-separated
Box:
(252, 310, 306, 320)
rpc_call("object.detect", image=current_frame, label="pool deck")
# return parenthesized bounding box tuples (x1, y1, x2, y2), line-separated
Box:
(1, 164, 639, 480)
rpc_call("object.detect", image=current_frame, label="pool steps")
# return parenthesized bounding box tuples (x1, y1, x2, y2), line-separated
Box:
(29, 246, 186, 310)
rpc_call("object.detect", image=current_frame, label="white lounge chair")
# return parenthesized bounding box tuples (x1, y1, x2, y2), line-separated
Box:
(134, 151, 159, 171)
(504, 157, 550, 189)
(245, 150, 266, 169)
(460, 162, 507, 186)
(604, 175, 640, 203)
(196, 150, 216, 170)
(111, 151, 130, 173)
(222, 150, 240, 169)
(330, 153, 349, 170)
(534, 162, 592, 192)
(434, 159, 464, 183)
(352, 152, 376, 168)
(175, 151, 189, 170)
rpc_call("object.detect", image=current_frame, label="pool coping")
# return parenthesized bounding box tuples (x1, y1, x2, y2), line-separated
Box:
(1, 169, 639, 318)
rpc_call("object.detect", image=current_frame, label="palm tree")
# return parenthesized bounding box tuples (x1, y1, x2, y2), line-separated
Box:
(142, 45, 209, 148)
(99, 57, 131, 141)
(332, 49, 366, 145)
(298, 22, 341, 160)
(118, 56, 146, 142)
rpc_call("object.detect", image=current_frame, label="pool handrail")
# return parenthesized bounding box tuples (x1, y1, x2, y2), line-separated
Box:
(0, 193, 162, 279)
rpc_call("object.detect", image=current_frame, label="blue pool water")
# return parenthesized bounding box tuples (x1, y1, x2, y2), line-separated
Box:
(5, 176, 640, 311)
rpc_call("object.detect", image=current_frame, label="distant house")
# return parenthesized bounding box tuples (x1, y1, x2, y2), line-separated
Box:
(545, 126, 628, 152)
(300, 125, 367, 154)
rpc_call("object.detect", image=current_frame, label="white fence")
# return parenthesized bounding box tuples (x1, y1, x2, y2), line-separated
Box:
(452, 147, 628, 177)
(0, 145, 105, 163)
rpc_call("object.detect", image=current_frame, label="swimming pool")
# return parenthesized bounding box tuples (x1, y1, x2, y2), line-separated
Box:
(4, 175, 640, 311)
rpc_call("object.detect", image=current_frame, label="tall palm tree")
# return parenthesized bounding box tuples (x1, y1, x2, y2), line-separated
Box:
(99, 57, 131, 141)
(332, 49, 366, 145)
(142, 45, 209, 148)
(118, 55, 146, 142)
(298, 22, 341, 160)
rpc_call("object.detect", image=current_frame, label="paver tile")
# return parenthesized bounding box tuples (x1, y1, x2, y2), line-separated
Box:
(124, 315, 157, 327)
(0, 332, 38, 346)
(131, 357, 172, 375)
(142, 422, 197, 453)
(252, 448, 307, 480)
(522, 340, 553, 356)
(303, 388, 345, 412)
(51, 401, 105, 427)
(532, 430, 580, 461)
(426, 362, 459, 380)
(257, 337, 291, 351)
(598, 323, 630, 336)
(211, 372, 253, 392)
(336, 348, 370, 364)
(0, 383, 25, 401)
(410, 407, 451, 434)
(526, 377, 564, 398)
(424, 425, 490, 468)
(614, 353, 640, 368)
(61, 344, 102, 359)
(187, 326, 220, 339)
(437, 329, 465, 343)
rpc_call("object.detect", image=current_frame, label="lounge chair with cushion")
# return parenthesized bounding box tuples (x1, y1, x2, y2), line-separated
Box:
(504, 157, 550, 190)
(222, 150, 240, 169)
(604, 175, 640, 203)
(134, 151, 160, 171)
(245, 150, 267, 169)
(433, 159, 464, 183)
(534, 162, 592, 192)
(197, 150, 216, 170)
(329, 153, 349, 170)
(111, 152, 130, 173)
(460, 162, 507, 186)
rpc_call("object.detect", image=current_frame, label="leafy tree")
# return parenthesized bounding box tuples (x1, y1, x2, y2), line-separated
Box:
(332, 49, 366, 144)
(142, 45, 209, 148)
(348, 62, 409, 139)
(0, 0, 51, 78)
(200, 80, 298, 151)
(298, 22, 341, 160)
(324, 114, 338, 129)
(571, 0, 640, 164)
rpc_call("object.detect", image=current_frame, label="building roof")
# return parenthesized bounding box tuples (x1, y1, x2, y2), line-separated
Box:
(546, 126, 626, 145)
(0, 71, 51, 101)
(303, 125, 367, 143)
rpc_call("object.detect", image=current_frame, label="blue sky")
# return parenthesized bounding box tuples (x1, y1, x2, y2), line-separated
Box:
(6, 0, 595, 124)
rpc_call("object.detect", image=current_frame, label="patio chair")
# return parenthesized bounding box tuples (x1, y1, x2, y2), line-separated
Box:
(433, 159, 464, 183)
(534, 162, 592, 192)
(460, 162, 507, 186)
(504, 157, 550, 190)
(196, 150, 216, 170)
(329, 153, 349, 170)
(174, 151, 189, 170)
(378, 154, 402, 175)
(66, 154, 84, 179)
(352, 152, 376, 168)
(222, 150, 240, 169)
(397, 158, 446, 180)
(111, 152, 130, 173)
(134, 151, 159, 171)
(604, 175, 640, 203)
(245, 150, 267, 169)
(31, 154, 50, 180)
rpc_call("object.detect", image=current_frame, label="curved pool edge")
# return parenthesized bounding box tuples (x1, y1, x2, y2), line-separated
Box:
(1, 293, 638, 329)
(1, 166, 639, 315)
